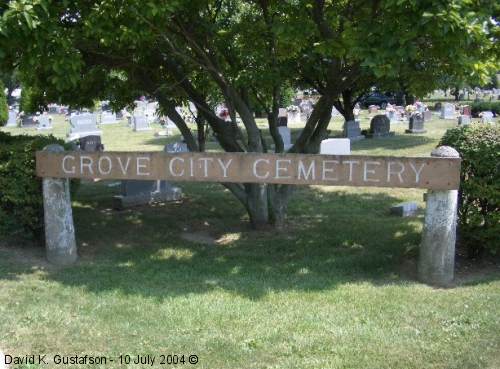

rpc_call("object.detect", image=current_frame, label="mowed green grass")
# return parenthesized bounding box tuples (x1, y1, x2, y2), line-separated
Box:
(0, 112, 499, 369)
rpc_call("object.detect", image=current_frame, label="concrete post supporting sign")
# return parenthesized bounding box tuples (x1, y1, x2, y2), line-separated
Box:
(418, 146, 460, 287)
(42, 145, 78, 265)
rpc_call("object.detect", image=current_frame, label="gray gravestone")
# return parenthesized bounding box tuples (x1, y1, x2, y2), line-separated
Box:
(406, 113, 426, 134)
(37, 115, 53, 130)
(68, 113, 101, 140)
(458, 115, 471, 125)
(100, 111, 118, 124)
(344, 120, 365, 141)
(132, 115, 151, 131)
(440, 103, 455, 119)
(21, 115, 37, 127)
(423, 110, 432, 121)
(113, 143, 184, 209)
(6, 110, 17, 127)
(368, 115, 394, 138)
(391, 202, 418, 217)
(278, 126, 292, 150)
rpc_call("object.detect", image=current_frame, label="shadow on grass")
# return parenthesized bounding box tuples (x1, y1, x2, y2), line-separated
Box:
(2, 181, 495, 300)
(351, 134, 436, 153)
(3, 182, 409, 297)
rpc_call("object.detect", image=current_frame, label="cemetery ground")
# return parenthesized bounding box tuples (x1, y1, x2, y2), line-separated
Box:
(1, 113, 499, 369)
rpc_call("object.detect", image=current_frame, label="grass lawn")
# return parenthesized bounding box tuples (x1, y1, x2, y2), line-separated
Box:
(0, 112, 499, 369)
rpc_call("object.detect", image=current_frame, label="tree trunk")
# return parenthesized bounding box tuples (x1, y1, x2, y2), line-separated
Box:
(245, 183, 270, 229)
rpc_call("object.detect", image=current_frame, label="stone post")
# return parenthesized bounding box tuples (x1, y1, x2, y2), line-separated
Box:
(418, 146, 460, 287)
(42, 144, 78, 265)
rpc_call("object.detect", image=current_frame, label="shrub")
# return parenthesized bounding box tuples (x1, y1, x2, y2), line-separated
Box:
(470, 101, 500, 117)
(0, 81, 8, 126)
(0, 132, 74, 243)
(440, 124, 500, 256)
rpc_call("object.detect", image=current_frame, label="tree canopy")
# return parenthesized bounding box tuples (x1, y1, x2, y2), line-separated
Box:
(0, 0, 497, 228)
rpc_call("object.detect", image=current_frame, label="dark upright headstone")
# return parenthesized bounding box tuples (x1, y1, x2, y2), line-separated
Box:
(79, 135, 104, 152)
(368, 115, 394, 138)
(113, 143, 184, 209)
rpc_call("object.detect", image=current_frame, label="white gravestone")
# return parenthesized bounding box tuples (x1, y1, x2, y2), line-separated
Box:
(458, 115, 471, 125)
(6, 110, 17, 127)
(480, 111, 494, 123)
(386, 110, 399, 124)
(100, 112, 118, 124)
(278, 126, 292, 150)
(440, 103, 456, 119)
(320, 138, 351, 155)
(37, 115, 53, 130)
(133, 115, 151, 131)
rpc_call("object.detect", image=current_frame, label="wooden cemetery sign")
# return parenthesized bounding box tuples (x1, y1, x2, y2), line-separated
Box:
(36, 148, 461, 287)
(36, 151, 461, 190)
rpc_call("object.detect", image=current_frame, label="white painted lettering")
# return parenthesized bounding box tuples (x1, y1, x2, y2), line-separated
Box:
(253, 159, 270, 179)
(387, 161, 405, 183)
(363, 161, 380, 182)
(62, 155, 76, 174)
(80, 156, 94, 175)
(136, 156, 150, 176)
(217, 158, 233, 178)
(275, 159, 291, 179)
(322, 160, 339, 181)
(409, 162, 425, 183)
(169, 157, 184, 177)
(199, 157, 214, 177)
(343, 160, 360, 181)
(98, 156, 112, 175)
(298, 160, 316, 180)
(117, 157, 131, 175)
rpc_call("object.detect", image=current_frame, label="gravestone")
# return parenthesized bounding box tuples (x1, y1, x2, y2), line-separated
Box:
(79, 135, 104, 152)
(287, 106, 301, 125)
(386, 110, 398, 124)
(391, 202, 418, 217)
(480, 111, 494, 123)
(440, 103, 456, 119)
(132, 115, 151, 131)
(37, 115, 53, 130)
(458, 115, 471, 125)
(278, 126, 292, 150)
(405, 113, 426, 134)
(113, 144, 184, 209)
(423, 110, 432, 121)
(100, 111, 118, 124)
(166, 141, 189, 153)
(368, 115, 394, 138)
(320, 138, 351, 155)
(344, 120, 365, 141)
(21, 115, 37, 127)
(68, 114, 101, 141)
(277, 108, 288, 127)
(331, 106, 341, 117)
(461, 105, 471, 116)
(6, 110, 17, 127)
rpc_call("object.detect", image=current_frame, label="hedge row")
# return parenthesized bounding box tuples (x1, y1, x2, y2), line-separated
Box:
(470, 101, 500, 117)
(0, 81, 8, 126)
(440, 124, 500, 256)
(0, 132, 72, 242)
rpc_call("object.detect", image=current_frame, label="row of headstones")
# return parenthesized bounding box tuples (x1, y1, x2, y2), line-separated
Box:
(5, 110, 54, 130)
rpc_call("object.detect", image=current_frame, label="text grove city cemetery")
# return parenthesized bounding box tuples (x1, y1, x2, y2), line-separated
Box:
(37, 152, 461, 190)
